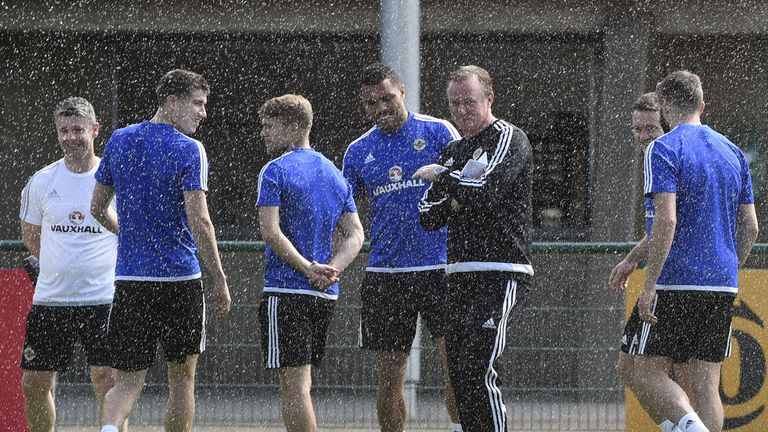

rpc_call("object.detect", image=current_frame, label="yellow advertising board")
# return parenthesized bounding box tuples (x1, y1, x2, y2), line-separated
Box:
(624, 270, 768, 431)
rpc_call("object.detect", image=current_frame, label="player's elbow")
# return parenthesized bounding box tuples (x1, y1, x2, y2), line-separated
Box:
(259, 225, 282, 247)
(348, 227, 365, 252)
(655, 214, 676, 231)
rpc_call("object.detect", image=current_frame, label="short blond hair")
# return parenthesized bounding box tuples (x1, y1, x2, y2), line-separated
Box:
(656, 70, 703, 114)
(259, 94, 313, 132)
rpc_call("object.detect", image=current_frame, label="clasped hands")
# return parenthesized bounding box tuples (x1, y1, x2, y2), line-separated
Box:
(305, 261, 340, 291)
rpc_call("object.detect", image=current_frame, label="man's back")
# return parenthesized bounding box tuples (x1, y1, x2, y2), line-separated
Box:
(257, 147, 356, 298)
(95, 121, 208, 280)
(644, 124, 753, 291)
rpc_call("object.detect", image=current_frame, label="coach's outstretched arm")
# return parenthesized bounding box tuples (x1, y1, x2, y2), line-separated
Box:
(184, 190, 231, 319)
(736, 203, 759, 266)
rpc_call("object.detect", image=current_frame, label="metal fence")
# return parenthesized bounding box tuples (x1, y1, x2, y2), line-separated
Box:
(7, 241, 762, 430)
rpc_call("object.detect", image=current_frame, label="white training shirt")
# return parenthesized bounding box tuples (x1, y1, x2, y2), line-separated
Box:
(19, 158, 117, 306)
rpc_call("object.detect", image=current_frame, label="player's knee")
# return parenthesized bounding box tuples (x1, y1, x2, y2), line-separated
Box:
(615, 356, 634, 384)
(22, 373, 53, 396)
(90, 369, 115, 399)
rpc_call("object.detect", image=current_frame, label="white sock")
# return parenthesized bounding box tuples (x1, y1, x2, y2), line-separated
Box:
(452, 422, 463, 432)
(101, 426, 119, 432)
(678, 412, 710, 432)
(660, 419, 682, 432)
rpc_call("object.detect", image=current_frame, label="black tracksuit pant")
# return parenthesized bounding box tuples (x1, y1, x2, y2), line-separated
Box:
(444, 271, 530, 432)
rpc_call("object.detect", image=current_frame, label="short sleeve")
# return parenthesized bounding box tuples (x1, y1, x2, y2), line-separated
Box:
(740, 153, 755, 205)
(19, 176, 42, 225)
(644, 139, 678, 196)
(342, 179, 357, 213)
(181, 140, 208, 192)
(257, 162, 282, 207)
(342, 148, 363, 200)
(94, 138, 114, 186)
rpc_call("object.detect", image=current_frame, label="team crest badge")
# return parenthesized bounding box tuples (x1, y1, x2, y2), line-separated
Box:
(412, 138, 427, 151)
(472, 147, 484, 160)
(388, 166, 403, 182)
(69, 210, 85, 225)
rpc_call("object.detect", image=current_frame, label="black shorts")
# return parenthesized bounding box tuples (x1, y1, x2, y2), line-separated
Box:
(108, 279, 205, 371)
(20, 304, 111, 371)
(359, 270, 448, 352)
(258, 293, 336, 369)
(621, 290, 735, 363)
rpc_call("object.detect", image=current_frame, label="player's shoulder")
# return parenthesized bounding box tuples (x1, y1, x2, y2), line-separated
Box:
(27, 159, 66, 186)
(345, 126, 379, 161)
(258, 151, 294, 178)
(347, 126, 378, 150)
(109, 121, 145, 140)
(412, 113, 460, 138)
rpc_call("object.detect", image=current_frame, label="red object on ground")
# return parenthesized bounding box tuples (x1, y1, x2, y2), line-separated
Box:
(0, 269, 34, 432)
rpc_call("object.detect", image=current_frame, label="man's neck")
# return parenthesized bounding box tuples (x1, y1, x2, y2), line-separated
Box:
(463, 115, 497, 139)
(667, 113, 701, 130)
(150, 108, 175, 129)
(286, 137, 311, 152)
(64, 155, 98, 173)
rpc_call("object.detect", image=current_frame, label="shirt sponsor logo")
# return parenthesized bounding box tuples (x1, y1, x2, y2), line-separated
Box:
(50, 225, 104, 234)
(412, 138, 427, 151)
(388, 166, 403, 182)
(69, 210, 85, 225)
(372, 178, 426, 197)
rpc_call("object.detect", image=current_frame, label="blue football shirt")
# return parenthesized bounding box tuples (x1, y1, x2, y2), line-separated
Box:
(343, 112, 460, 272)
(644, 124, 754, 293)
(257, 147, 357, 300)
(95, 121, 207, 281)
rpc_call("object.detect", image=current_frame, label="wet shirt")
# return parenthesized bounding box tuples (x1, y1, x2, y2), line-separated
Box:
(95, 121, 208, 281)
(644, 124, 754, 293)
(20, 159, 117, 305)
(343, 112, 459, 272)
(257, 147, 357, 300)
